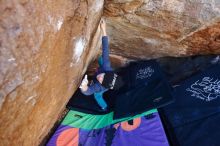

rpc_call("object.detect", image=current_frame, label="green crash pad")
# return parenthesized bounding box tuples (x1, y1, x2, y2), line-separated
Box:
(61, 109, 157, 130)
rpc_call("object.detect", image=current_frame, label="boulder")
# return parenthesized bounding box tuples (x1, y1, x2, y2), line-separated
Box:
(0, 0, 104, 145)
(104, 0, 220, 59)
(1, 0, 220, 145)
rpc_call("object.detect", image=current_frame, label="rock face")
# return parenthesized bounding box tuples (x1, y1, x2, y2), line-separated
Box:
(1, 0, 220, 145)
(104, 0, 220, 59)
(0, 0, 104, 145)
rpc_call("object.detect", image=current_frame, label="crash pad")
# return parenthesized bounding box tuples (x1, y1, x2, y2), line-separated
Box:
(160, 64, 220, 146)
(47, 112, 169, 146)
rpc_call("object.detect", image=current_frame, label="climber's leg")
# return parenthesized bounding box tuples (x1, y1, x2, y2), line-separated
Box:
(94, 91, 107, 110)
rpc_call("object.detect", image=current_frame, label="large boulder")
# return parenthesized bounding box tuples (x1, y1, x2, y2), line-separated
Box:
(104, 0, 220, 59)
(0, 0, 104, 145)
(1, 0, 220, 145)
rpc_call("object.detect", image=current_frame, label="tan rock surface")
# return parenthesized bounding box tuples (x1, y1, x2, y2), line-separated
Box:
(1, 0, 220, 145)
(0, 0, 104, 145)
(104, 0, 220, 59)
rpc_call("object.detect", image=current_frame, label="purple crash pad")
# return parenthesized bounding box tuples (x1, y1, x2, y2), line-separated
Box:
(47, 112, 169, 146)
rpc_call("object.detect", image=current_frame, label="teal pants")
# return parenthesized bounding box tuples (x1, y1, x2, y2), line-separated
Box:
(94, 91, 107, 110)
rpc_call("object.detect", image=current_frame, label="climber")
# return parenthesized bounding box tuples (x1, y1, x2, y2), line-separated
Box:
(79, 19, 124, 110)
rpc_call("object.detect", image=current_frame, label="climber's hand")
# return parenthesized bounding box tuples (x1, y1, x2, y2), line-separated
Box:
(100, 19, 107, 36)
(100, 19, 106, 30)
(79, 75, 89, 91)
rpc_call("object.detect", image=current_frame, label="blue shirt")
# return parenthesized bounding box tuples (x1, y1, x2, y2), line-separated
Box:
(81, 36, 113, 95)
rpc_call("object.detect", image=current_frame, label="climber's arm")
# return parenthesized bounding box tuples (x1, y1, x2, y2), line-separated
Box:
(81, 84, 95, 96)
(80, 75, 104, 95)
(81, 83, 104, 96)
(100, 19, 113, 71)
(102, 36, 112, 71)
